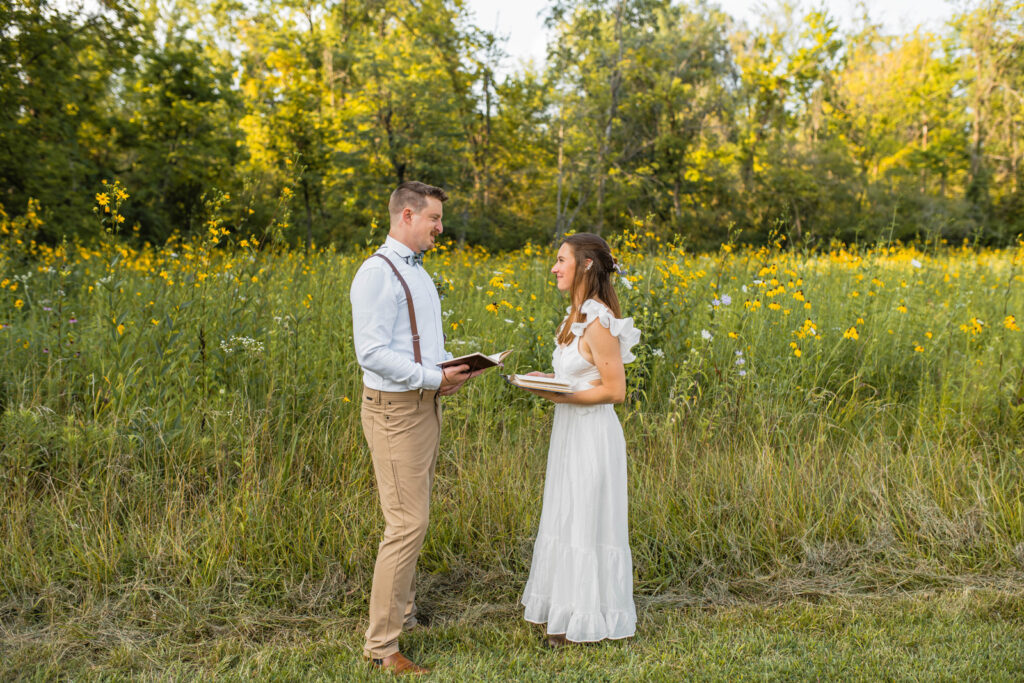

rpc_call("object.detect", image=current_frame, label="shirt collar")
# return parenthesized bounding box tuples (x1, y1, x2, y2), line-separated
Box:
(383, 235, 423, 266)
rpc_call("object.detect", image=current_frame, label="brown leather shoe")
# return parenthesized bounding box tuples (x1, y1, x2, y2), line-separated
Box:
(369, 652, 430, 676)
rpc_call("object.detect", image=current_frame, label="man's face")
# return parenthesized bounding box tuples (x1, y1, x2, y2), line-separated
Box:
(406, 197, 444, 253)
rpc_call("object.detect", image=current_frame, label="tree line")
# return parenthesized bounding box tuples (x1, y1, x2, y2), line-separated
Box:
(2, 0, 1022, 250)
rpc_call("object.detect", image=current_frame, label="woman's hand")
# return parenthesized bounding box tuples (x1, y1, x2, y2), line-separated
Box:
(526, 371, 556, 378)
(524, 387, 571, 403)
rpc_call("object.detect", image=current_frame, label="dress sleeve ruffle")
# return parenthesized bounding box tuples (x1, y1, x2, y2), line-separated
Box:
(569, 299, 641, 364)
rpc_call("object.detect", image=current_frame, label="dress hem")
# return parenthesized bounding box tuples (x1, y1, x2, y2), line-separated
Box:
(522, 616, 635, 642)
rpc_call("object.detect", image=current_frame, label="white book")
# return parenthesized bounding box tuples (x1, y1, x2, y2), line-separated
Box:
(504, 374, 574, 394)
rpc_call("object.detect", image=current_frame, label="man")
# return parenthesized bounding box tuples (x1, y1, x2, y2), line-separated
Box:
(350, 181, 479, 675)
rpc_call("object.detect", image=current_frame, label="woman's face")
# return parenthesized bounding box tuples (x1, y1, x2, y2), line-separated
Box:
(551, 243, 576, 293)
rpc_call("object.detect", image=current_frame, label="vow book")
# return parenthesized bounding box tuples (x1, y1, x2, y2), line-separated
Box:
(437, 349, 512, 373)
(504, 374, 574, 394)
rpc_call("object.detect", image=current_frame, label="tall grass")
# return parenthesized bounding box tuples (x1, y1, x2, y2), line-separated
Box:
(1, 210, 1023, 634)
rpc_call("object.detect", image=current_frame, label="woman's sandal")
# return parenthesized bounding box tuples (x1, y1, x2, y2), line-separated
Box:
(545, 633, 571, 648)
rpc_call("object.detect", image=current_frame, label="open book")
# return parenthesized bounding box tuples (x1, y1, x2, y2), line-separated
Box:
(504, 374, 574, 394)
(437, 349, 512, 373)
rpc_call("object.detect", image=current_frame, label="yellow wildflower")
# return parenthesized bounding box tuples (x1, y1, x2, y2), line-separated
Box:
(843, 326, 859, 340)
(959, 318, 984, 335)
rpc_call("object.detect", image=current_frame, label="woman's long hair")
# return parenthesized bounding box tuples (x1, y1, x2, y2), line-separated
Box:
(556, 233, 622, 346)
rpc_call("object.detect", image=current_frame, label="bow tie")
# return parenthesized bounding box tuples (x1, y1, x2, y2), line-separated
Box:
(402, 252, 424, 268)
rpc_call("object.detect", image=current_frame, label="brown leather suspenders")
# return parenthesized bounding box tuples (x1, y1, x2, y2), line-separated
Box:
(373, 253, 422, 365)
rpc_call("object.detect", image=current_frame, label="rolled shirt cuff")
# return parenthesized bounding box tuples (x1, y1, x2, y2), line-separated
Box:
(423, 366, 444, 391)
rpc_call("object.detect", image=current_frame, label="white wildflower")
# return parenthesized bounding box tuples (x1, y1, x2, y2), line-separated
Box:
(220, 335, 264, 355)
(701, 329, 712, 341)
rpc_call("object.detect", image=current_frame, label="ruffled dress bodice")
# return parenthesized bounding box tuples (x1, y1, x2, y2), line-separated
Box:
(552, 299, 641, 392)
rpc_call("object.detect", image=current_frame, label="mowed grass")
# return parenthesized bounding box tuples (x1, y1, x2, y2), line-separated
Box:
(1, 212, 1024, 677)
(3, 590, 1022, 680)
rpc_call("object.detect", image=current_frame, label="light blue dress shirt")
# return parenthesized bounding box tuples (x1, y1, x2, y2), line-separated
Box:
(350, 236, 450, 391)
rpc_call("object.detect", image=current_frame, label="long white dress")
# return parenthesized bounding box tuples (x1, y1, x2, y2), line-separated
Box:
(521, 298, 641, 641)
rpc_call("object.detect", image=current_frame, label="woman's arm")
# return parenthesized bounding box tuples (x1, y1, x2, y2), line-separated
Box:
(537, 322, 626, 405)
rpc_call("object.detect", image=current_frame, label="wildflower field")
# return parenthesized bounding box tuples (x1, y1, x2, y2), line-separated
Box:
(2, 197, 1024, 676)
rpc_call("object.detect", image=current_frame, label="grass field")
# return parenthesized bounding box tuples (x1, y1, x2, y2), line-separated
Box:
(2, 198, 1023, 676)
(4, 590, 1023, 679)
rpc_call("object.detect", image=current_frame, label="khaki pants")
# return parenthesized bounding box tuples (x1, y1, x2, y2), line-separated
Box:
(361, 386, 442, 659)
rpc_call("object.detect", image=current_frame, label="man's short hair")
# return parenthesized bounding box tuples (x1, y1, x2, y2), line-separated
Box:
(389, 181, 449, 219)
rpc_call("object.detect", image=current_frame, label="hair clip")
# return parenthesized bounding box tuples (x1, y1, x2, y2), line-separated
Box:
(585, 261, 593, 272)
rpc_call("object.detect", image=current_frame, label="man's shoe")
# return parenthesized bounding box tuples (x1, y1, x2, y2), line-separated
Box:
(369, 652, 430, 676)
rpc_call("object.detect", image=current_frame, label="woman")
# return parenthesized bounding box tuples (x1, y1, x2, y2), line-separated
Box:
(520, 232, 641, 646)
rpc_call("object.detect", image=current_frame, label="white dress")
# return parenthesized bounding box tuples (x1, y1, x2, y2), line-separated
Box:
(521, 299, 641, 641)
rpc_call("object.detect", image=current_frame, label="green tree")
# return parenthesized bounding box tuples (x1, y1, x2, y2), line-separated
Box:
(0, 0, 140, 239)
(953, 0, 1024, 239)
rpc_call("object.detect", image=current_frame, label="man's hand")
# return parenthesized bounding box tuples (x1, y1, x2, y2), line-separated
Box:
(438, 364, 485, 396)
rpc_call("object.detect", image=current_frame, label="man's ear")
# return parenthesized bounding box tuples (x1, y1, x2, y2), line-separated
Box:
(402, 207, 414, 223)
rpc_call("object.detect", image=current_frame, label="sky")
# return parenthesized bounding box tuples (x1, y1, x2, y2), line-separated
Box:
(463, 0, 961, 75)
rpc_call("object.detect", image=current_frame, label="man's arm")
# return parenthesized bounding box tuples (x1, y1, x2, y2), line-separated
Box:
(351, 264, 445, 390)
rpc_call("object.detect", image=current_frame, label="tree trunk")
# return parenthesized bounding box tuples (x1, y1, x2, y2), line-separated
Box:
(594, 0, 626, 236)
(302, 177, 313, 251)
(555, 116, 566, 238)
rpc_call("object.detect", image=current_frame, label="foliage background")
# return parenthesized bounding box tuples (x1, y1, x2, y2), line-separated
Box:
(1, 0, 1023, 250)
